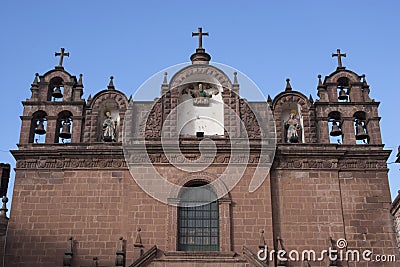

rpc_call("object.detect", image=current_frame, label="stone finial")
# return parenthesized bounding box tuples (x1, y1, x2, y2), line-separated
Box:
(317, 74, 323, 87)
(309, 94, 314, 104)
(63, 237, 74, 267)
(128, 95, 133, 103)
(396, 146, 400, 163)
(0, 197, 8, 218)
(163, 72, 168, 85)
(329, 237, 339, 266)
(115, 236, 126, 267)
(285, 78, 292, 91)
(92, 257, 98, 267)
(108, 76, 115, 90)
(87, 94, 92, 103)
(77, 74, 83, 87)
(276, 236, 286, 250)
(258, 229, 266, 249)
(134, 227, 144, 259)
(267, 94, 272, 104)
(135, 227, 143, 247)
(233, 72, 238, 84)
(32, 73, 39, 86)
(361, 74, 369, 88)
(276, 236, 287, 266)
(303, 258, 311, 267)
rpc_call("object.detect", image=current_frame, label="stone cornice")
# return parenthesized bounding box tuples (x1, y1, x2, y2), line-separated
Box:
(12, 143, 390, 171)
(275, 144, 390, 171)
(22, 100, 85, 105)
(314, 101, 380, 107)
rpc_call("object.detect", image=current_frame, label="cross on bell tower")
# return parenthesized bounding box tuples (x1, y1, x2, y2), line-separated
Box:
(332, 49, 346, 69)
(55, 48, 70, 68)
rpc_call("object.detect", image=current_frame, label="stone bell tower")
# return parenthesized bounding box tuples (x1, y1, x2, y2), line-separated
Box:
(315, 49, 381, 145)
(19, 48, 85, 145)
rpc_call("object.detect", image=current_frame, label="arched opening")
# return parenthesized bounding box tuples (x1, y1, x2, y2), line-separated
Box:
(55, 110, 73, 143)
(48, 77, 64, 102)
(336, 77, 350, 102)
(29, 110, 47, 144)
(353, 111, 369, 144)
(328, 111, 343, 144)
(280, 102, 303, 143)
(178, 181, 219, 251)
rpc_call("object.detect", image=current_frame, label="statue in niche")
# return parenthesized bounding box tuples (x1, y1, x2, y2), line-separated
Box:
(284, 110, 301, 143)
(103, 111, 117, 142)
(190, 83, 219, 106)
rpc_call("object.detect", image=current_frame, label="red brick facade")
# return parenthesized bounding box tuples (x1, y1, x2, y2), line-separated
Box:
(5, 45, 399, 267)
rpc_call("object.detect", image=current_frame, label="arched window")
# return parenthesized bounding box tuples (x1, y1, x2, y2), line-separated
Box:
(29, 110, 47, 143)
(55, 110, 73, 143)
(328, 111, 343, 144)
(178, 182, 219, 251)
(336, 77, 350, 102)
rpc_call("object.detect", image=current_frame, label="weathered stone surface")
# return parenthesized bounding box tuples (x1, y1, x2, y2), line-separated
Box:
(5, 47, 399, 267)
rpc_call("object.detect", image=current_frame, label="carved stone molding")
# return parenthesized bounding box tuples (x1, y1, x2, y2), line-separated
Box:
(239, 99, 261, 138)
(276, 158, 387, 170)
(16, 158, 127, 170)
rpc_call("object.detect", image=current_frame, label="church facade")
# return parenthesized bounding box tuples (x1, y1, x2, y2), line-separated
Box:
(6, 29, 399, 266)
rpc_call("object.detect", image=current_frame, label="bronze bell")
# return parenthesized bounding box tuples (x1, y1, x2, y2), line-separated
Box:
(34, 120, 46, 135)
(52, 86, 63, 99)
(355, 120, 369, 140)
(338, 87, 348, 101)
(330, 121, 342, 136)
(59, 121, 71, 139)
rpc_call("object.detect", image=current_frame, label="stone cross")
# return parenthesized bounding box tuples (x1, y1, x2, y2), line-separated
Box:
(332, 49, 346, 68)
(192, 27, 209, 49)
(55, 48, 70, 67)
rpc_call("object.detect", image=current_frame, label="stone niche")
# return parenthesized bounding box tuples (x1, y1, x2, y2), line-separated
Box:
(177, 81, 224, 137)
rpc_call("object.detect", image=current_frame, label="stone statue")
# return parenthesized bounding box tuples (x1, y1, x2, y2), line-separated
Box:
(284, 111, 301, 143)
(190, 83, 219, 106)
(103, 111, 117, 142)
(190, 83, 219, 99)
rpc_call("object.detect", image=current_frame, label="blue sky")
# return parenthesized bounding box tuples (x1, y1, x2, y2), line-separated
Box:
(0, 1, 399, 204)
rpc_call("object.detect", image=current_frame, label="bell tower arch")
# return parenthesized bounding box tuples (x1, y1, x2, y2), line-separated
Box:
(316, 49, 382, 145)
(19, 48, 85, 145)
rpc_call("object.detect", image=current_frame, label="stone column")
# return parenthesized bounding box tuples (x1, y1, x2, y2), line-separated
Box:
(366, 119, 382, 144)
(317, 119, 329, 143)
(45, 117, 57, 143)
(342, 118, 356, 145)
